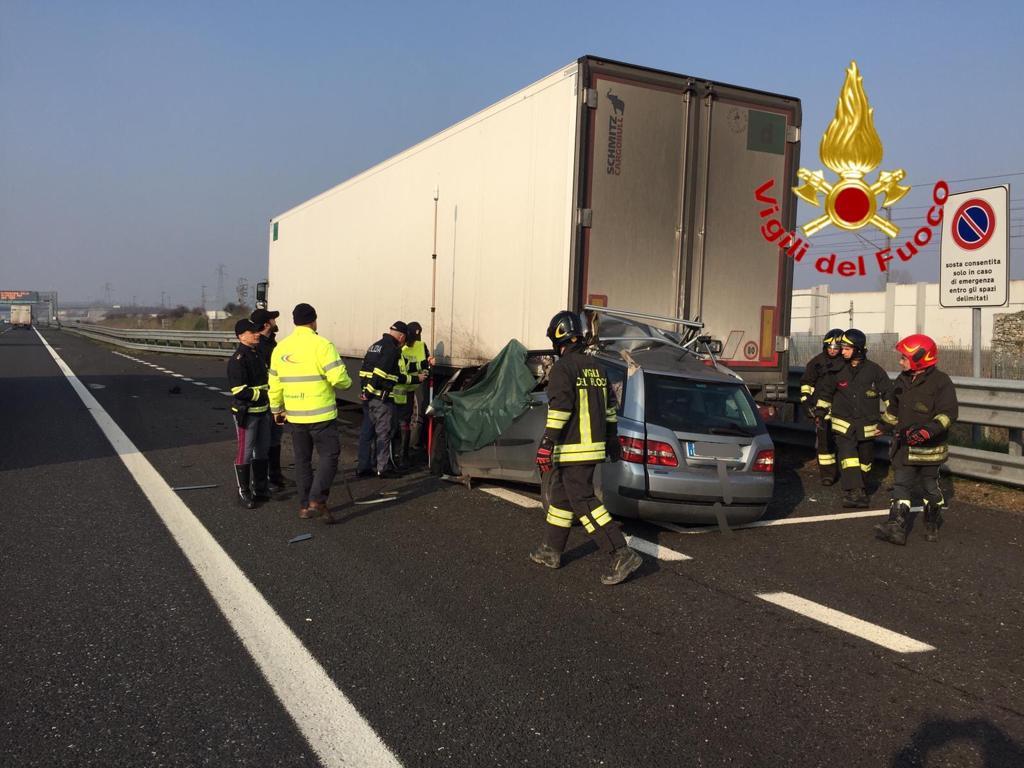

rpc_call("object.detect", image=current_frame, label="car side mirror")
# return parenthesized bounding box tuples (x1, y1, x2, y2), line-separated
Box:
(702, 338, 723, 355)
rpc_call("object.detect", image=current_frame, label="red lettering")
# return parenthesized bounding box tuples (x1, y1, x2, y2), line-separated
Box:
(914, 227, 932, 247)
(927, 205, 943, 227)
(754, 179, 778, 205)
(816, 253, 836, 274)
(876, 248, 893, 272)
(897, 241, 918, 261)
(838, 260, 856, 277)
(933, 180, 949, 206)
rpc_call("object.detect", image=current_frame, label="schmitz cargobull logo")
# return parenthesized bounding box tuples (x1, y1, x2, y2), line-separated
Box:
(606, 89, 625, 175)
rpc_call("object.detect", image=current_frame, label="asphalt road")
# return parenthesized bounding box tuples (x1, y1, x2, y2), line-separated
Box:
(2, 327, 1023, 767)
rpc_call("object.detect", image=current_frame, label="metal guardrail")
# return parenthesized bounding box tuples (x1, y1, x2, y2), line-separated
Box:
(770, 367, 1024, 489)
(64, 321, 236, 357)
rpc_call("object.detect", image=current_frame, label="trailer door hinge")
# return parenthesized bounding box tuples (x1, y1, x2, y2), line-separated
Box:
(584, 88, 598, 109)
(786, 126, 800, 143)
(775, 335, 790, 352)
(578, 208, 593, 228)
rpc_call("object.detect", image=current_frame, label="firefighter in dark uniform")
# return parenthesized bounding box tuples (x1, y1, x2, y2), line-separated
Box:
(813, 329, 891, 508)
(874, 334, 958, 545)
(227, 318, 271, 509)
(251, 307, 293, 491)
(800, 328, 844, 485)
(357, 321, 424, 478)
(530, 311, 642, 586)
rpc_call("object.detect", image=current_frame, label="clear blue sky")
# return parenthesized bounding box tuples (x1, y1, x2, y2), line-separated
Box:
(2, 0, 1022, 305)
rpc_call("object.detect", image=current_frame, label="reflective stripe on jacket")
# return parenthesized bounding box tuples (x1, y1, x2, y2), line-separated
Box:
(268, 326, 352, 423)
(227, 343, 270, 415)
(359, 334, 411, 401)
(884, 367, 958, 465)
(543, 348, 618, 465)
(393, 340, 430, 404)
(814, 359, 892, 439)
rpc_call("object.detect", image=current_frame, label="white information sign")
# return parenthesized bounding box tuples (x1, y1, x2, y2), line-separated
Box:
(939, 185, 1009, 307)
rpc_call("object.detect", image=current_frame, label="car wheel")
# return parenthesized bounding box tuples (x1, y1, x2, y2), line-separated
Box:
(429, 420, 455, 477)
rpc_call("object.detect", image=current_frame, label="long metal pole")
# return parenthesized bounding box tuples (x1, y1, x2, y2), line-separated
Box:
(428, 189, 439, 467)
(972, 306, 982, 444)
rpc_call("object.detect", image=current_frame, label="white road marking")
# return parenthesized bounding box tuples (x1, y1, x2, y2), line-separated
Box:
(181, 377, 194, 382)
(654, 508, 892, 535)
(219, 391, 232, 397)
(193, 381, 207, 386)
(172, 373, 185, 378)
(35, 329, 401, 767)
(756, 592, 935, 654)
(477, 486, 692, 562)
(479, 486, 542, 508)
(624, 534, 692, 561)
(206, 386, 221, 391)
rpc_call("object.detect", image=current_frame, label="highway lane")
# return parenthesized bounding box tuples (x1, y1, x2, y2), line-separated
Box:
(3, 327, 1023, 767)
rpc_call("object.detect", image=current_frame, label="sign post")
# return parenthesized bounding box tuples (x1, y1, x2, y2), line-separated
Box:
(939, 185, 1010, 442)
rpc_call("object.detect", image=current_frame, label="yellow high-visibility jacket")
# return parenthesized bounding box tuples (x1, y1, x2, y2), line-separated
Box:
(268, 326, 352, 423)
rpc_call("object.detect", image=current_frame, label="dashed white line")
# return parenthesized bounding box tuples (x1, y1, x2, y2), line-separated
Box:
(478, 485, 691, 562)
(624, 534, 692, 561)
(655, 508, 892, 535)
(756, 592, 935, 653)
(193, 381, 207, 387)
(206, 386, 221, 392)
(36, 330, 401, 766)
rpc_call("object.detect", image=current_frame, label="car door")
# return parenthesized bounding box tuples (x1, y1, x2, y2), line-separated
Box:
(492, 390, 549, 483)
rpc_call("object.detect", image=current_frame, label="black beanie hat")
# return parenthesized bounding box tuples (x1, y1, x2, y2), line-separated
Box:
(292, 303, 317, 325)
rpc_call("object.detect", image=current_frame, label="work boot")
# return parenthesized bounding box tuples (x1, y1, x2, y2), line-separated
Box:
(529, 543, 562, 569)
(819, 466, 837, 486)
(298, 505, 317, 519)
(308, 500, 336, 525)
(268, 446, 294, 490)
(876, 502, 909, 546)
(251, 460, 271, 502)
(842, 489, 870, 508)
(873, 500, 900, 540)
(923, 502, 942, 542)
(234, 465, 256, 510)
(601, 547, 643, 586)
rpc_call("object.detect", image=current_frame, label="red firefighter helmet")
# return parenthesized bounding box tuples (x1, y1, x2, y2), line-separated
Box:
(895, 334, 938, 371)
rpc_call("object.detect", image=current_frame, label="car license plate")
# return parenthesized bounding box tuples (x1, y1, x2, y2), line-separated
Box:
(687, 441, 741, 460)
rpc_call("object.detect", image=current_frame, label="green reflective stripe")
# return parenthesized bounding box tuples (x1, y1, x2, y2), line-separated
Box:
(278, 375, 326, 383)
(547, 505, 573, 522)
(816, 399, 831, 409)
(580, 515, 596, 533)
(323, 359, 345, 372)
(592, 506, 611, 527)
(372, 367, 398, 382)
(248, 405, 269, 414)
(545, 418, 567, 429)
(818, 454, 836, 465)
(863, 424, 880, 438)
(547, 409, 571, 422)
(267, 368, 278, 376)
(935, 413, 952, 429)
(800, 384, 813, 394)
(841, 457, 860, 469)
(359, 370, 372, 378)
(830, 416, 850, 429)
(286, 404, 337, 417)
(882, 412, 899, 425)
(861, 463, 872, 472)
(230, 385, 246, 395)
(908, 445, 948, 463)
(579, 389, 592, 446)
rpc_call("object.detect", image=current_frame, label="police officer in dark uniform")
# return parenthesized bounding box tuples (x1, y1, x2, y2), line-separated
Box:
(530, 311, 642, 586)
(814, 329, 891, 508)
(227, 318, 271, 509)
(357, 321, 424, 478)
(800, 329, 844, 485)
(875, 334, 958, 545)
(251, 307, 293, 491)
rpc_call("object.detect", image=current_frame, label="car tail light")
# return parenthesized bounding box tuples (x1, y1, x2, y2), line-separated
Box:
(752, 449, 775, 473)
(618, 436, 679, 467)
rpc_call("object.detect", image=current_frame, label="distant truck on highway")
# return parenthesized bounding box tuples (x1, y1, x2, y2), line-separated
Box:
(262, 56, 801, 402)
(10, 304, 31, 329)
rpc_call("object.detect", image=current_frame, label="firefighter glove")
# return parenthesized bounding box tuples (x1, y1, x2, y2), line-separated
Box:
(535, 436, 554, 474)
(905, 426, 931, 446)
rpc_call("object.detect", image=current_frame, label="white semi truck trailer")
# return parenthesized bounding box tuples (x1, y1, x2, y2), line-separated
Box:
(10, 304, 32, 328)
(263, 56, 801, 400)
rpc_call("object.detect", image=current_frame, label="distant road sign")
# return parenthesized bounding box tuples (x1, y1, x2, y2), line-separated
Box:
(939, 186, 1009, 308)
(951, 199, 995, 251)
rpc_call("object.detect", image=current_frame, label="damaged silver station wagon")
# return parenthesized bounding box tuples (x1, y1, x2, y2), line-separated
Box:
(430, 309, 775, 525)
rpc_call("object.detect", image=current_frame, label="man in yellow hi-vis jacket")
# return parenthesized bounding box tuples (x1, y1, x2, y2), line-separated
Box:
(268, 303, 352, 522)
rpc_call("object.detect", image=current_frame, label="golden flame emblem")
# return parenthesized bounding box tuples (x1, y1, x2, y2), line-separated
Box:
(793, 62, 909, 237)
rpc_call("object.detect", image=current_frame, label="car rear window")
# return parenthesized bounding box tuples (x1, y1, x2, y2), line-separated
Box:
(644, 374, 765, 436)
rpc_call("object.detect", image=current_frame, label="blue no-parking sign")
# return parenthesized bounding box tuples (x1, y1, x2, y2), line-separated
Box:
(940, 185, 1009, 308)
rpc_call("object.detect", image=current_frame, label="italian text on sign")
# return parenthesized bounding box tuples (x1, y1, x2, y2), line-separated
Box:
(939, 185, 1009, 308)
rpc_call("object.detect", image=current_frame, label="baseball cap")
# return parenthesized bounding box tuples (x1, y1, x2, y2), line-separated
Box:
(234, 318, 259, 336)
(250, 308, 280, 327)
(390, 320, 409, 335)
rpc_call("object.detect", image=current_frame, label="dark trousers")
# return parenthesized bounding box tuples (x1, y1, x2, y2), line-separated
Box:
(234, 412, 271, 466)
(815, 422, 837, 478)
(269, 418, 283, 448)
(290, 420, 340, 508)
(356, 398, 395, 473)
(357, 401, 373, 472)
(891, 453, 944, 508)
(836, 433, 874, 492)
(543, 464, 626, 554)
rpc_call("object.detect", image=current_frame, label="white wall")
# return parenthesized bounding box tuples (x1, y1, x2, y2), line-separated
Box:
(792, 280, 1024, 346)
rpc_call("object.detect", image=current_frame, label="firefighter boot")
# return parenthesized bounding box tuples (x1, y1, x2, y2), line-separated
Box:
(234, 465, 256, 510)
(923, 502, 943, 542)
(601, 546, 643, 586)
(843, 489, 870, 509)
(268, 446, 294, 491)
(529, 543, 562, 569)
(873, 500, 900, 540)
(877, 502, 909, 546)
(251, 460, 271, 502)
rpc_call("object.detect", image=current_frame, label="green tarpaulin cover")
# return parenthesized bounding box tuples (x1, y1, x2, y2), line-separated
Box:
(430, 339, 537, 453)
